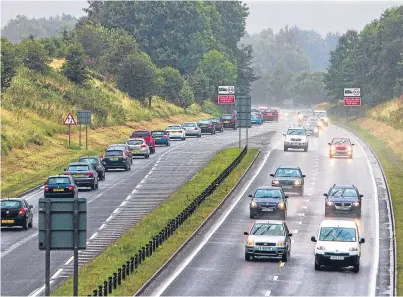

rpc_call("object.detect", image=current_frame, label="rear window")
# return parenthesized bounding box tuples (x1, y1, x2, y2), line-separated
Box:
(132, 131, 149, 137)
(210, 118, 219, 122)
(168, 125, 182, 130)
(221, 115, 233, 120)
(48, 177, 71, 184)
(1, 201, 22, 208)
(68, 165, 90, 171)
(108, 144, 126, 149)
(127, 139, 144, 145)
(152, 131, 165, 136)
(183, 123, 196, 127)
(80, 158, 98, 165)
(105, 150, 123, 157)
(198, 120, 210, 124)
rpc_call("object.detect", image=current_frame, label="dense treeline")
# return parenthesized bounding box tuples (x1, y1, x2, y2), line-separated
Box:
(1, 14, 77, 43)
(325, 5, 403, 105)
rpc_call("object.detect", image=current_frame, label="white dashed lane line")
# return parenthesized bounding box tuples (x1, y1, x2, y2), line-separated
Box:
(265, 290, 272, 296)
(297, 213, 305, 216)
(89, 232, 98, 240)
(273, 276, 279, 281)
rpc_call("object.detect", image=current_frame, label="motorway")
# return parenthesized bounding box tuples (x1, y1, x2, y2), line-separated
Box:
(1, 117, 289, 296)
(142, 119, 392, 296)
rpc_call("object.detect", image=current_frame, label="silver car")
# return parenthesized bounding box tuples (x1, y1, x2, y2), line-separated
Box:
(182, 122, 201, 137)
(126, 138, 150, 159)
(244, 220, 292, 262)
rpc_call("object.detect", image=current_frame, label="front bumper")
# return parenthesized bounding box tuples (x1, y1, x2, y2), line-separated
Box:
(169, 133, 185, 139)
(326, 203, 361, 215)
(316, 254, 359, 267)
(284, 141, 308, 148)
(245, 245, 287, 258)
(250, 206, 285, 217)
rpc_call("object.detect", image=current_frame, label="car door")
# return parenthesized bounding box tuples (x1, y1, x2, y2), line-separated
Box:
(23, 199, 33, 222)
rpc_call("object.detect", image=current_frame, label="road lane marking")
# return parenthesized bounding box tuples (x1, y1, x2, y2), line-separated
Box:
(298, 221, 302, 225)
(28, 280, 54, 297)
(99, 224, 106, 230)
(273, 276, 279, 281)
(292, 229, 298, 233)
(297, 213, 305, 216)
(265, 290, 271, 296)
(120, 201, 128, 207)
(302, 206, 307, 209)
(65, 256, 74, 265)
(113, 208, 120, 214)
(106, 215, 113, 222)
(279, 262, 285, 267)
(89, 232, 98, 240)
(51, 268, 63, 280)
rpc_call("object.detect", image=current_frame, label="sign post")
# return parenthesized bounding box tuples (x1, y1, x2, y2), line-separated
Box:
(64, 113, 77, 148)
(77, 110, 92, 150)
(343, 88, 361, 122)
(236, 95, 251, 150)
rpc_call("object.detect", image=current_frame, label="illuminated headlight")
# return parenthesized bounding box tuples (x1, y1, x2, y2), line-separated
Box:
(247, 239, 255, 245)
(316, 246, 326, 250)
(273, 180, 280, 185)
(349, 246, 358, 251)
(298, 114, 303, 119)
(317, 121, 322, 126)
(353, 201, 360, 207)
(331, 146, 336, 151)
(326, 201, 334, 206)
(250, 201, 258, 208)
(314, 128, 319, 133)
(347, 146, 352, 152)
(324, 117, 329, 122)
(294, 180, 302, 185)
(278, 202, 285, 208)
(277, 241, 285, 246)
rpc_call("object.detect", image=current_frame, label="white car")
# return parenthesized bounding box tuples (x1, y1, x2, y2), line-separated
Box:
(311, 219, 365, 273)
(126, 138, 150, 159)
(283, 126, 309, 152)
(182, 122, 201, 137)
(166, 124, 186, 140)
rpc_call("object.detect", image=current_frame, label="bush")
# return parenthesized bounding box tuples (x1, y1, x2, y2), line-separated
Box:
(62, 43, 88, 85)
(17, 37, 50, 73)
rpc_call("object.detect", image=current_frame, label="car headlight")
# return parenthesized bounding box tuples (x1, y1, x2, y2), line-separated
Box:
(347, 146, 352, 152)
(314, 128, 319, 133)
(317, 121, 322, 126)
(326, 201, 334, 206)
(277, 241, 285, 246)
(278, 202, 285, 208)
(247, 239, 255, 245)
(250, 201, 258, 208)
(294, 180, 302, 185)
(324, 117, 329, 122)
(349, 246, 358, 251)
(317, 246, 326, 250)
(353, 201, 360, 207)
(273, 180, 280, 185)
(331, 146, 336, 151)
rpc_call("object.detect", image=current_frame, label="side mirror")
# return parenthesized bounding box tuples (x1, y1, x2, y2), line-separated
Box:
(282, 133, 286, 136)
(360, 194, 363, 198)
(29, 205, 33, 209)
(287, 233, 292, 237)
(307, 134, 311, 136)
(311, 236, 317, 242)
(244, 231, 249, 235)
(323, 193, 328, 197)
(248, 194, 253, 198)
(328, 142, 331, 145)
(270, 174, 274, 177)
(63, 168, 67, 171)
(352, 144, 355, 146)
(359, 238, 365, 244)
(301, 175, 306, 178)
(285, 195, 289, 199)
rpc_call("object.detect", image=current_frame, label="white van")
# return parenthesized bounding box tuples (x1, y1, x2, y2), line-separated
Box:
(311, 219, 365, 272)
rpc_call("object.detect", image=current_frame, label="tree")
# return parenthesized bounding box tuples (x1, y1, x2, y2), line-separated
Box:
(158, 67, 184, 104)
(188, 67, 210, 104)
(1, 38, 21, 90)
(17, 37, 50, 73)
(179, 80, 195, 108)
(62, 44, 88, 85)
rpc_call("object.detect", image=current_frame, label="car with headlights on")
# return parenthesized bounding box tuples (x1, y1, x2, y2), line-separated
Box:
(311, 219, 364, 272)
(297, 108, 315, 124)
(126, 138, 150, 159)
(79, 156, 105, 180)
(270, 166, 305, 196)
(182, 122, 201, 137)
(251, 111, 263, 125)
(314, 110, 329, 126)
(220, 114, 237, 129)
(303, 120, 320, 137)
(198, 119, 215, 134)
(209, 118, 224, 132)
(324, 185, 363, 218)
(328, 138, 354, 158)
(262, 108, 278, 122)
(1, 198, 33, 230)
(249, 186, 288, 219)
(244, 220, 292, 262)
(151, 130, 170, 146)
(166, 124, 186, 140)
(102, 149, 131, 171)
(106, 144, 133, 163)
(44, 175, 78, 198)
(283, 126, 309, 152)
(64, 162, 99, 190)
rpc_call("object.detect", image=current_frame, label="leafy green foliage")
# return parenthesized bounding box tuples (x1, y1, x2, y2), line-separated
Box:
(17, 37, 50, 73)
(179, 80, 195, 108)
(1, 38, 21, 90)
(158, 67, 184, 104)
(62, 43, 88, 85)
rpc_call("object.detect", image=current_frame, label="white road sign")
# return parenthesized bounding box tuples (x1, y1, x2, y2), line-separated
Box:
(64, 112, 77, 125)
(218, 86, 235, 95)
(344, 88, 360, 97)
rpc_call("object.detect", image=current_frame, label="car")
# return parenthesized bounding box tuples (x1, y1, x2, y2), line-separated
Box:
(166, 124, 186, 140)
(283, 126, 309, 152)
(78, 156, 106, 181)
(261, 108, 278, 122)
(303, 120, 320, 137)
(198, 119, 215, 134)
(126, 138, 150, 159)
(44, 175, 79, 198)
(209, 118, 224, 132)
(102, 148, 131, 171)
(1, 198, 34, 230)
(328, 138, 354, 158)
(324, 185, 363, 218)
(297, 109, 315, 124)
(244, 220, 292, 262)
(311, 219, 365, 272)
(251, 112, 263, 125)
(270, 166, 305, 196)
(131, 130, 156, 154)
(220, 114, 237, 129)
(182, 122, 201, 137)
(64, 162, 99, 190)
(248, 186, 288, 219)
(151, 130, 170, 146)
(107, 144, 133, 163)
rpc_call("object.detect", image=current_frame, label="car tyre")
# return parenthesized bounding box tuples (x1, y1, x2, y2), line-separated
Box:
(304, 146, 308, 152)
(282, 248, 289, 262)
(28, 220, 33, 229)
(325, 209, 331, 217)
(221, 127, 224, 132)
(315, 261, 320, 271)
(23, 219, 29, 230)
(349, 155, 353, 159)
(298, 188, 304, 196)
(352, 262, 360, 273)
(356, 210, 362, 218)
(280, 211, 286, 220)
(245, 253, 252, 261)
(250, 213, 255, 219)
(284, 146, 288, 151)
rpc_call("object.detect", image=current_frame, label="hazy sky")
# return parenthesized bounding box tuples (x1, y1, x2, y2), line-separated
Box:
(2, 0, 403, 36)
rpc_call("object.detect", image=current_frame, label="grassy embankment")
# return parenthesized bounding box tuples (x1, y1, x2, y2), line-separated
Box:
(51, 147, 259, 296)
(317, 97, 403, 295)
(1, 59, 221, 197)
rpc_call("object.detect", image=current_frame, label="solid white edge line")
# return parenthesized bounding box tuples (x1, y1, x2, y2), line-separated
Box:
(265, 290, 272, 296)
(152, 138, 283, 297)
(99, 223, 106, 230)
(89, 232, 98, 240)
(50, 268, 63, 280)
(65, 256, 74, 265)
(337, 125, 379, 297)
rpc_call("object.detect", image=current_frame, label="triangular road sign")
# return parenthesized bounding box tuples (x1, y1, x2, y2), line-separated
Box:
(64, 113, 77, 125)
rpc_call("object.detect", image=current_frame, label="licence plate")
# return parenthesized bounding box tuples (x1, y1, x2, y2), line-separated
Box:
(110, 157, 118, 161)
(223, 121, 230, 123)
(282, 186, 292, 189)
(53, 188, 64, 192)
(340, 207, 350, 210)
(201, 125, 207, 127)
(133, 150, 139, 154)
(262, 208, 274, 212)
(73, 174, 85, 177)
(258, 246, 272, 251)
(1, 219, 14, 224)
(171, 131, 177, 133)
(330, 256, 344, 260)
(155, 137, 161, 140)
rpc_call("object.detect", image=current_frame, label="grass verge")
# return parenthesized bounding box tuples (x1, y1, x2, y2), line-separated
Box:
(335, 119, 403, 296)
(51, 147, 259, 296)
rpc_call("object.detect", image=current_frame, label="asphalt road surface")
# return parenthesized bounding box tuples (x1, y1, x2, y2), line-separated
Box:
(1, 116, 291, 296)
(143, 121, 391, 296)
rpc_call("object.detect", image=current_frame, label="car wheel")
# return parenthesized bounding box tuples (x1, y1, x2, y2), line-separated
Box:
(96, 182, 99, 190)
(250, 213, 255, 219)
(130, 158, 133, 164)
(349, 155, 353, 159)
(105, 168, 109, 172)
(284, 146, 288, 151)
(245, 253, 252, 261)
(356, 210, 362, 218)
(304, 146, 308, 152)
(221, 127, 224, 132)
(91, 183, 96, 190)
(28, 219, 33, 229)
(298, 189, 304, 196)
(325, 209, 331, 217)
(329, 154, 332, 158)
(315, 261, 320, 271)
(167, 142, 170, 146)
(280, 211, 286, 220)
(352, 262, 360, 273)
(282, 249, 289, 262)
(23, 219, 29, 230)
(103, 173, 106, 181)
(211, 130, 214, 135)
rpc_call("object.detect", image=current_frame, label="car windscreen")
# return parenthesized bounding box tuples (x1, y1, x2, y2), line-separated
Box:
(221, 115, 233, 120)
(250, 223, 284, 236)
(198, 121, 210, 124)
(287, 129, 306, 135)
(329, 188, 358, 197)
(152, 131, 165, 136)
(319, 227, 356, 242)
(210, 118, 219, 122)
(132, 131, 149, 137)
(168, 125, 182, 130)
(67, 165, 90, 171)
(1, 201, 22, 209)
(80, 158, 98, 165)
(182, 123, 196, 127)
(275, 168, 301, 177)
(254, 189, 282, 198)
(48, 177, 71, 184)
(127, 140, 144, 145)
(332, 138, 351, 145)
(105, 150, 123, 157)
(315, 112, 327, 117)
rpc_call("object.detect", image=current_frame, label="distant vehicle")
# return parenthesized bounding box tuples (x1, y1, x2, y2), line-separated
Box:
(44, 175, 79, 198)
(198, 119, 215, 134)
(131, 130, 156, 154)
(79, 156, 105, 181)
(248, 186, 288, 219)
(151, 130, 170, 146)
(311, 219, 364, 272)
(209, 118, 224, 132)
(1, 198, 34, 230)
(244, 220, 292, 262)
(126, 138, 150, 159)
(324, 185, 363, 218)
(220, 114, 237, 130)
(182, 122, 201, 137)
(314, 110, 329, 126)
(283, 126, 309, 152)
(63, 162, 99, 190)
(328, 138, 354, 158)
(262, 109, 278, 122)
(166, 124, 186, 140)
(270, 166, 305, 196)
(303, 120, 320, 137)
(102, 149, 131, 171)
(297, 109, 315, 124)
(251, 112, 263, 125)
(107, 144, 133, 163)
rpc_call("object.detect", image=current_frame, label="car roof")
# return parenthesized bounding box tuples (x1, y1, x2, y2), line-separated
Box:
(288, 125, 304, 129)
(221, 113, 233, 116)
(106, 148, 124, 151)
(68, 162, 90, 166)
(2, 197, 24, 201)
(127, 138, 145, 141)
(253, 220, 283, 225)
(168, 124, 182, 126)
(48, 175, 71, 178)
(319, 219, 357, 228)
(109, 143, 127, 146)
(314, 110, 327, 112)
(133, 129, 149, 132)
(332, 137, 350, 140)
(79, 156, 99, 159)
(331, 184, 356, 189)
(151, 130, 165, 132)
(183, 122, 197, 124)
(276, 166, 301, 169)
(255, 186, 283, 191)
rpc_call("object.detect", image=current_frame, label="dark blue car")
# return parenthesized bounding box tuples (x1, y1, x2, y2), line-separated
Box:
(44, 175, 79, 198)
(324, 185, 363, 218)
(151, 130, 170, 146)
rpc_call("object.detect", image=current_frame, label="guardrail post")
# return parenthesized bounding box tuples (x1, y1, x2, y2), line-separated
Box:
(135, 254, 139, 268)
(126, 261, 130, 275)
(154, 236, 159, 248)
(108, 277, 113, 294)
(137, 250, 142, 264)
(141, 247, 146, 260)
(113, 273, 117, 289)
(98, 285, 103, 296)
(117, 268, 122, 285)
(93, 289, 98, 296)
(122, 264, 126, 280)
(130, 257, 135, 272)
(103, 280, 108, 296)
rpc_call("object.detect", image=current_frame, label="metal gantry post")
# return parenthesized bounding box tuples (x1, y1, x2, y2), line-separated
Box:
(45, 200, 51, 296)
(73, 198, 79, 296)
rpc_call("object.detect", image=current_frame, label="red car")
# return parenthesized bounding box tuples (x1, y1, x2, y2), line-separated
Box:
(328, 138, 355, 158)
(262, 109, 278, 122)
(131, 130, 156, 154)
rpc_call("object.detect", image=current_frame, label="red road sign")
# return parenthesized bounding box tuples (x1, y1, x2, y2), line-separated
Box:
(218, 95, 235, 104)
(344, 97, 361, 106)
(64, 112, 77, 125)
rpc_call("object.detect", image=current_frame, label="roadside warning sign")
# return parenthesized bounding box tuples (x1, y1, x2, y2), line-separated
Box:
(64, 113, 77, 125)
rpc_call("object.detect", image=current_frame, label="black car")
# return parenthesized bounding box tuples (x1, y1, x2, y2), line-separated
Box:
(1, 198, 33, 230)
(44, 175, 79, 198)
(209, 118, 224, 132)
(197, 120, 215, 134)
(102, 148, 131, 171)
(79, 156, 106, 181)
(324, 185, 363, 218)
(63, 162, 99, 190)
(220, 114, 237, 129)
(249, 186, 288, 219)
(270, 166, 306, 196)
